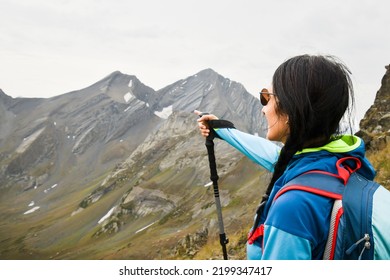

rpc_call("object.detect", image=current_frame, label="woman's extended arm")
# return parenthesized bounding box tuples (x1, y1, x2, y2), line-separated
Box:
(195, 110, 280, 172)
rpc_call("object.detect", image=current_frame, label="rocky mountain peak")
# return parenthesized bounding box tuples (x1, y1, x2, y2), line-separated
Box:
(0, 88, 15, 106)
(194, 68, 220, 79)
(357, 64, 390, 150)
(0, 68, 261, 189)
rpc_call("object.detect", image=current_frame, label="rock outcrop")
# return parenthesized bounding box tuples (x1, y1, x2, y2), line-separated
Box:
(356, 65, 390, 151)
(356, 64, 390, 189)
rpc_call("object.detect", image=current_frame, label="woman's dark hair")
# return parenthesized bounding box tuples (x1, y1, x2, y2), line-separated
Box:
(251, 54, 354, 235)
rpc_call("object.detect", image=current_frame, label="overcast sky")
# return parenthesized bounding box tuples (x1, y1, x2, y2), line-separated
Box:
(1, 0, 389, 122)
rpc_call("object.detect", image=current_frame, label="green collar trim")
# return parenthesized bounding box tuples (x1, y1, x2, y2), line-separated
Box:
(296, 135, 361, 155)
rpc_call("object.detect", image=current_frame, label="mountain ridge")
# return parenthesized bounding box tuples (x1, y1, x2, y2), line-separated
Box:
(0, 68, 264, 259)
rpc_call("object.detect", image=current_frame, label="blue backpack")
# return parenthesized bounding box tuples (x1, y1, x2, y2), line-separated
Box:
(276, 156, 390, 260)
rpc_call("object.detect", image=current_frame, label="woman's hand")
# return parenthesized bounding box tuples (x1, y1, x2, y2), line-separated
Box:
(194, 110, 218, 137)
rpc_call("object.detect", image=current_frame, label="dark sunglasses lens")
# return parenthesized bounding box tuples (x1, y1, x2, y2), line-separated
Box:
(260, 94, 268, 106)
(260, 90, 270, 106)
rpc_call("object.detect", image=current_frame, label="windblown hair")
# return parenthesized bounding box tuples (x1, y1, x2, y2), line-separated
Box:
(252, 54, 355, 233)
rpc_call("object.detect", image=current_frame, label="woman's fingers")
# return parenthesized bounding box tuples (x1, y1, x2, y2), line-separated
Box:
(194, 110, 219, 137)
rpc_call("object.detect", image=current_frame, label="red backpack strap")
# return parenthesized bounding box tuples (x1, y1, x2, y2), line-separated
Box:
(275, 156, 362, 201)
(335, 157, 361, 185)
(274, 170, 345, 202)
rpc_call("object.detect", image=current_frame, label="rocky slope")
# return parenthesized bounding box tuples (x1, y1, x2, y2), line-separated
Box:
(357, 65, 390, 150)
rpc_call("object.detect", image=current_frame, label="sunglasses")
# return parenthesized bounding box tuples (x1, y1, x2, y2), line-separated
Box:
(259, 88, 276, 106)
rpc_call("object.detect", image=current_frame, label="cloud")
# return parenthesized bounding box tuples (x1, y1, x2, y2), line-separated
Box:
(0, 0, 389, 122)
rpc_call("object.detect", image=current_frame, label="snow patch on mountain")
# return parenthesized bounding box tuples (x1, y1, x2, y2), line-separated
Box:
(98, 206, 117, 224)
(16, 127, 45, 153)
(24, 206, 40, 215)
(154, 105, 173, 119)
(124, 91, 134, 103)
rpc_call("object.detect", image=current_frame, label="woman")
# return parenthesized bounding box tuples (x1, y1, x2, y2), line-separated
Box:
(195, 54, 377, 259)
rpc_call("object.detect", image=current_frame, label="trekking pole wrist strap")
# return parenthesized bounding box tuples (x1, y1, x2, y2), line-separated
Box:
(208, 119, 236, 139)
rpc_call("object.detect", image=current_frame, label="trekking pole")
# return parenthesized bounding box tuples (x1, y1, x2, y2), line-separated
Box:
(203, 116, 229, 260)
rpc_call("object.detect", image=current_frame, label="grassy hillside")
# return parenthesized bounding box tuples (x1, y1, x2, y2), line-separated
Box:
(0, 155, 268, 260)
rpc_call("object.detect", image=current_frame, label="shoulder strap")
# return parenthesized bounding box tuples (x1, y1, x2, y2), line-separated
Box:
(275, 171, 344, 201)
(275, 156, 362, 201)
(323, 199, 343, 259)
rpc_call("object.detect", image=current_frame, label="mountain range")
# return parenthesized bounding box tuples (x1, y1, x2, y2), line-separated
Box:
(0, 65, 388, 260)
(0, 68, 267, 259)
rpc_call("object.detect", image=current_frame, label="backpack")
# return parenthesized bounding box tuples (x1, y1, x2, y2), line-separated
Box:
(275, 156, 390, 260)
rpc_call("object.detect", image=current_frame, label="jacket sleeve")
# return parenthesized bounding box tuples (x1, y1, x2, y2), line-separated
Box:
(212, 126, 280, 172)
(261, 225, 312, 259)
(246, 225, 312, 260)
